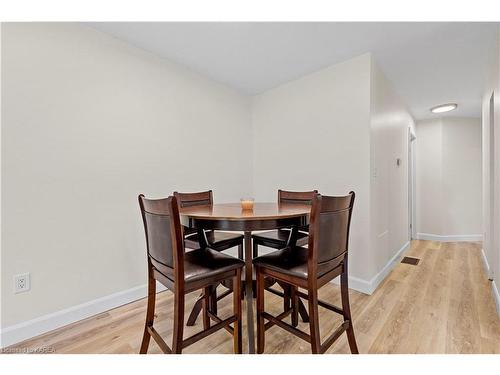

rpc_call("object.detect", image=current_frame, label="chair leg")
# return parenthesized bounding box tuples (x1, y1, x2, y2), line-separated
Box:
(140, 272, 156, 354)
(233, 268, 242, 353)
(298, 298, 310, 323)
(172, 290, 185, 354)
(186, 293, 203, 326)
(341, 270, 359, 354)
(308, 288, 321, 354)
(238, 243, 243, 260)
(256, 268, 266, 354)
(253, 240, 259, 258)
(291, 286, 299, 327)
(283, 283, 291, 313)
(202, 286, 211, 330)
(209, 284, 218, 315)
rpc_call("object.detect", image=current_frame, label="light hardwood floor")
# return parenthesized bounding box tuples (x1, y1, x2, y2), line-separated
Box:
(7, 240, 500, 354)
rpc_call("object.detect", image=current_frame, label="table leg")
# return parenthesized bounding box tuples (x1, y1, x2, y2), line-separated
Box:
(298, 298, 310, 322)
(244, 231, 255, 354)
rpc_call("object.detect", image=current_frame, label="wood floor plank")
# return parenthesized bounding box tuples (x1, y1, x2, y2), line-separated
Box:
(446, 243, 483, 353)
(413, 242, 452, 353)
(6, 240, 500, 354)
(368, 243, 441, 353)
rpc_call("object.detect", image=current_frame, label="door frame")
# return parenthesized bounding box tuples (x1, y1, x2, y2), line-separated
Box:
(487, 91, 496, 280)
(408, 127, 417, 240)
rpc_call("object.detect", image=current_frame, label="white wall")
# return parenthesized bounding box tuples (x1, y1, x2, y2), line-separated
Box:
(415, 119, 444, 235)
(442, 118, 483, 235)
(1, 23, 252, 334)
(416, 117, 482, 241)
(251, 54, 414, 292)
(251, 54, 373, 283)
(481, 27, 500, 314)
(370, 61, 415, 277)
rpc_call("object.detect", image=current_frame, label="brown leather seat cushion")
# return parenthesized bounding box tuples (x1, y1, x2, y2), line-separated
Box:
(151, 247, 244, 284)
(253, 246, 344, 280)
(252, 229, 309, 246)
(185, 230, 243, 249)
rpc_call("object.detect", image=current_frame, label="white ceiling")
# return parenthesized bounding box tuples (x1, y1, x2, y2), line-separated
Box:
(89, 22, 499, 120)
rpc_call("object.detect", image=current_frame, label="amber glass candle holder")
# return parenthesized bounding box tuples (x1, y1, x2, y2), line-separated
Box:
(240, 197, 254, 211)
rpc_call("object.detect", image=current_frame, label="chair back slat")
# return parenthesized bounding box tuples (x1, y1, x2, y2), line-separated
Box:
(308, 192, 355, 267)
(173, 190, 213, 236)
(174, 190, 213, 208)
(138, 195, 184, 280)
(278, 189, 317, 205)
(278, 189, 317, 231)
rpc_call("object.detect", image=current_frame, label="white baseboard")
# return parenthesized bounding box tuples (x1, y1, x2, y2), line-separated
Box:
(481, 248, 491, 277)
(331, 275, 372, 295)
(333, 241, 411, 295)
(478, 249, 499, 317)
(482, 249, 500, 316)
(0, 282, 166, 349)
(474, 248, 500, 317)
(492, 281, 500, 317)
(416, 233, 483, 242)
(365, 240, 410, 294)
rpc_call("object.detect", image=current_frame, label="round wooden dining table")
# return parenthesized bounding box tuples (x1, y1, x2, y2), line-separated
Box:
(179, 202, 310, 353)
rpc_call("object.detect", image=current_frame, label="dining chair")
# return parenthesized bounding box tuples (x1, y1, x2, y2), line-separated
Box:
(173, 190, 244, 327)
(174, 190, 244, 256)
(254, 192, 359, 354)
(138, 195, 244, 354)
(252, 189, 317, 258)
(252, 189, 317, 326)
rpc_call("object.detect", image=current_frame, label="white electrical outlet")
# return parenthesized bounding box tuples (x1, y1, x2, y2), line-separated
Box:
(14, 273, 30, 294)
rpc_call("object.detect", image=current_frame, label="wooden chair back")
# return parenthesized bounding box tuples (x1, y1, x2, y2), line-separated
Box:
(278, 189, 318, 205)
(278, 189, 317, 232)
(307, 192, 355, 277)
(138, 195, 184, 284)
(173, 190, 213, 208)
(173, 190, 214, 236)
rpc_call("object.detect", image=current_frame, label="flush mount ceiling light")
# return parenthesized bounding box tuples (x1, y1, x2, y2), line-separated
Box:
(430, 103, 458, 114)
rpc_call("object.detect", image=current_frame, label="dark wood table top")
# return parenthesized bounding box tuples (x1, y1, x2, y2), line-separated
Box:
(179, 202, 311, 221)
